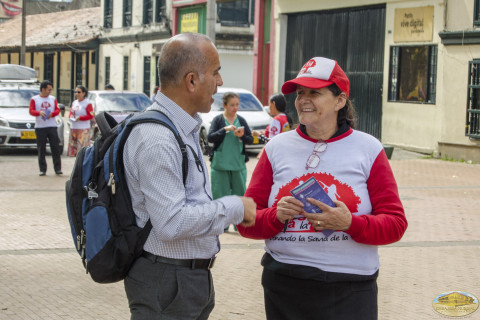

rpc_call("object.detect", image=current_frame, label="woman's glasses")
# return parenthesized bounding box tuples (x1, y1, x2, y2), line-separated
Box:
(74, 91, 82, 94)
(305, 140, 327, 170)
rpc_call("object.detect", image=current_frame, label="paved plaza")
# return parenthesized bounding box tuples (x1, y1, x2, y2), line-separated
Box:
(1, 147, 480, 319)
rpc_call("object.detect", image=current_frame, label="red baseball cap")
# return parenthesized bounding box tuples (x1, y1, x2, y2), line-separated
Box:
(281, 57, 350, 97)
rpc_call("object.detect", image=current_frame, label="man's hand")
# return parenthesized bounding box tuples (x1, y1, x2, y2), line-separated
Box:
(239, 197, 256, 227)
(276, 196, 304, 224)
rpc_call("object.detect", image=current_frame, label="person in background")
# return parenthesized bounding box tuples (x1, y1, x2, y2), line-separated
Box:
(207, 92, 254, 232)
(265, 93, 292, 139)
(123, 33, 257, 319)
(253, 93, 292, 159)
(67, 85, 94, 157)
(150, 86, 159, 102)
(29, 80, 62, 176)
(105, 84, 115, 90)
(237, 57, 407, 320)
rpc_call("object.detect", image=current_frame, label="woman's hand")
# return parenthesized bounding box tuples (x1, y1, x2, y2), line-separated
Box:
(276, 196, 304, 224)
(252, 130, 264, 137)
(301, 198, 352, 231)
(224, 125, 236, 132)
(234, 126, 244, 137)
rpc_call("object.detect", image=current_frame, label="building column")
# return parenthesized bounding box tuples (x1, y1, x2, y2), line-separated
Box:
(252, 0, 265, 103)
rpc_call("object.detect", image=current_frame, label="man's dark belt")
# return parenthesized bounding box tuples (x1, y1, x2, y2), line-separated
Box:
(142, 251, 216, 270)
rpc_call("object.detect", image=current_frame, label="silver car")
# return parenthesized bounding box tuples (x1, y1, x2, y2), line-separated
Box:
(199, 87, 272, 154)
(0, 81, 65, 153)
(87, 90, 151, 140)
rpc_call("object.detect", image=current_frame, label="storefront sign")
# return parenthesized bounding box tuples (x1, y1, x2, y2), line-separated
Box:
(173, 0, 206, 8)
(180, 12, 199, 33)
(394, 6, 434, 42)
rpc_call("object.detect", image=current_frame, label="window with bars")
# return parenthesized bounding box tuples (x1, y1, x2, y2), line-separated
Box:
(466, 60, 480, 139)
(144, 0, 153, 25)
(123, 0, 132, 27)
(475, 0, 480, 26)
(388, 45, 437, 104)
(44, 54, 54, 84)
(155, 0, 166, 23)
(105, 57, 110, 86)
(217, 0, 254, 27)
(75, 53, 83, 86)
(123, 56, 129, 90)
(104, 0, 113, 28)
(143, 56, 151, 97)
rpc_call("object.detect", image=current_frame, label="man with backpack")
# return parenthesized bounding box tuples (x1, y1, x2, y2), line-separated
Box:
(122, 33, 257, 319)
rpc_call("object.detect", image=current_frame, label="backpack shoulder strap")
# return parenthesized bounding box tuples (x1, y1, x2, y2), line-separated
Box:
(95, 112, 119, 136)
(126, 109, 199, 186)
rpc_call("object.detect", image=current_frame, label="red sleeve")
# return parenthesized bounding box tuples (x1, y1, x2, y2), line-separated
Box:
(78, 104, 94, 121)
(346, 150, 407, 245)
(50, 99, 60, 117)
(264, 125, 270, 138)
(236, 152, 284, 239)
(29, 99, 41, 116)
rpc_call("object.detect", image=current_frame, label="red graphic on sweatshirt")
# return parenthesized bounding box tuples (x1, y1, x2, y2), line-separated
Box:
(299, 59, 316, 75)
(274, 172, 361, 233)
(41, 101, 51, 111)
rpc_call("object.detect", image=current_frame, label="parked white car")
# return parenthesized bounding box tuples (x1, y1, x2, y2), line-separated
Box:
(0, 80, 65, 153)
(199, 87, 272, 154)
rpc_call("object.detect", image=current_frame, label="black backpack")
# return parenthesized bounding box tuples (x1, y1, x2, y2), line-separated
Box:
(65, 109, 201, 283)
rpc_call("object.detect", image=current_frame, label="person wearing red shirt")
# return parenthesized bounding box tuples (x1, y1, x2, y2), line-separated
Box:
(29, 80, 62, 176)
(237, 57, 407, 320)
(67, 86, 94, 157)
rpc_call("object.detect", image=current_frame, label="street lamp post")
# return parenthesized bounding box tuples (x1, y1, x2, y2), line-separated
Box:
(206, 0, 215, 43)
(20, 0, 26, 66)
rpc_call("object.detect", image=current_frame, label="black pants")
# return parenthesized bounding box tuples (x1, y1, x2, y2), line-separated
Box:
(124, 255, 215, 320)
(35, 127, 61, 173)
(261, 254, 378, 320)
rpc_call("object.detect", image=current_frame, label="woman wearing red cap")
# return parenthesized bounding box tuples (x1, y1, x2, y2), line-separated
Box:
(237, 57, 407, 319)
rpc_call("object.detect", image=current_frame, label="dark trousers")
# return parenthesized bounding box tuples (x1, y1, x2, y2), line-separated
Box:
(35, 127, 61, 173)
(124, 255, 215, 320)
(262, 266, 378, 320)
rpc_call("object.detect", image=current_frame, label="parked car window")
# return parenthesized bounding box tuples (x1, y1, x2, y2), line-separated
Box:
(211, 92, 265, 111)
(0, 89, 39, 107)
(95, 93, 151, 113)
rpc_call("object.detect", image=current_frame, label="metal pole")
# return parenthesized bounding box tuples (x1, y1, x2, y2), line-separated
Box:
(20, 0, 26, 65)
(206, 0, 216, 43)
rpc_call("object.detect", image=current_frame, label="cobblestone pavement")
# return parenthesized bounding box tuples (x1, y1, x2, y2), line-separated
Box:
(1, 146, 479, 320)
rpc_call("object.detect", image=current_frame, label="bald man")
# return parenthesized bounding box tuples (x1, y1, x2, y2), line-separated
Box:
(123, 33, 257, 319)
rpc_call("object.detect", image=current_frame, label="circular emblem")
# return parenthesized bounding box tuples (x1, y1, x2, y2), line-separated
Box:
(26, 123, 32, 129)
(433, 291, 479, 317)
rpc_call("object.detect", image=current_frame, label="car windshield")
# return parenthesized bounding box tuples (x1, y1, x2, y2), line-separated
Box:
(211, 92, 264, 112)
(95, 93, 151, 113)
(0, 89, 39, 107)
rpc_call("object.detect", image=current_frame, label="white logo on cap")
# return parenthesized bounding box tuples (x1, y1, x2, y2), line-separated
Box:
(297, 57, 335, 81)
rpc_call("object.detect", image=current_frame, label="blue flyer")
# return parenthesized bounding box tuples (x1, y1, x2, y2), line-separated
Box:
(290, 176, 336, 237)
(42, 109, 51, 121)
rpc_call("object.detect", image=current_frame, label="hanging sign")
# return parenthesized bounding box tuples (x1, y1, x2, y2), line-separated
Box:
(394, 6, 434, 42)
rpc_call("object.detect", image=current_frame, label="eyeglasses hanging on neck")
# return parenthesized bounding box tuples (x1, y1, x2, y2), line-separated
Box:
(305, 140, 327, 170)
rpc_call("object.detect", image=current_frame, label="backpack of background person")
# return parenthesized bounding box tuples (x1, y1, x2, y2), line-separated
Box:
(65, 109, 201, 283)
